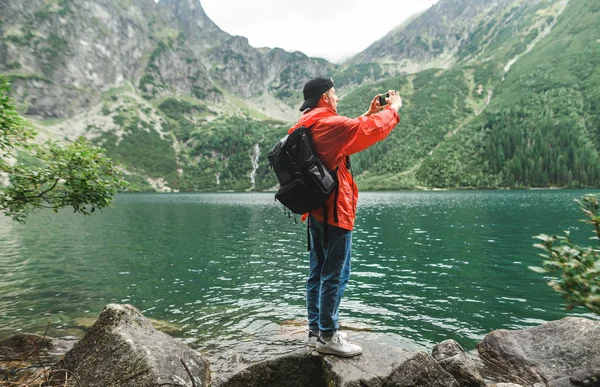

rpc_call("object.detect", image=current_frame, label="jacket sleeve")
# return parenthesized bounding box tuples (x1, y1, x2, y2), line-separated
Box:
(340, 107, 400, 156)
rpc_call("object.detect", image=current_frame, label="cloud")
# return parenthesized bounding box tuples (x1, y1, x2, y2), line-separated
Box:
(198, 0, 439, 63)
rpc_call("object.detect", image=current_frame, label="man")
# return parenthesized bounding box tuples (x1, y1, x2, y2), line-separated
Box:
(289, 76, 402, 357)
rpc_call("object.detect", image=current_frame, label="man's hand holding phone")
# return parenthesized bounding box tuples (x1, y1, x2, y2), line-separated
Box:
(379, 90, 402, 112)
(363, 89, 402, 116)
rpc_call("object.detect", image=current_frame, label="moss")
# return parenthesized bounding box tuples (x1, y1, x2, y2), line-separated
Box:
(139, 73, 155, 93)
(112, 114, 126, 126)
(158, 98, 205, 119)
(40, 33, 68, 76)
(7, 62, 22, 70)
(191, 87, 206, 100)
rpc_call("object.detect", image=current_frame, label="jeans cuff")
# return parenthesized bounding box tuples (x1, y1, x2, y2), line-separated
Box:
(320, 329, 336, 339)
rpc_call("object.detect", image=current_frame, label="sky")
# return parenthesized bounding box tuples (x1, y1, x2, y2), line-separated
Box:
(196, 0, 440, 64)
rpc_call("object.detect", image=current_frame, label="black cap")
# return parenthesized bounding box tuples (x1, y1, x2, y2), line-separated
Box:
(299, 77, 334, 111)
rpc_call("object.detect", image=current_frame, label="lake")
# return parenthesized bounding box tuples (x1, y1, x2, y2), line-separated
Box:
(1, 190, 598, 356)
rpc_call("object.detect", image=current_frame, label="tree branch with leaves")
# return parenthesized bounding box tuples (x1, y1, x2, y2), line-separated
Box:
(0, 76, 127, 222)
(530, 194, 600, 315)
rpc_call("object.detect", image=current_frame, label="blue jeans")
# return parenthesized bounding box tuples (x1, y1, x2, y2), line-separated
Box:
(306, 215, 352, 338)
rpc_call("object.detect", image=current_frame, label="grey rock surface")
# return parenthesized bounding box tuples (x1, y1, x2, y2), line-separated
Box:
(321, 340, 417, 387)
(432, 339, 465, 361)
(0, 333, 75, 363)
(4, 305, 600, 387)
(380, 351, 459, 387)
(432, 339, 485, 387)
(477, 317, 600, 386)
(0, 0, 333, 119)
(213, 341, 458, 387)
(50, 303, 210, 387)
(0, 333, 76, 383)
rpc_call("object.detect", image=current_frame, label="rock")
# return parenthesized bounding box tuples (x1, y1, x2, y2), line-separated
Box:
(49, 303, 210, 387)
(431, 340, 485, 387)
(477, 317, 600, 386)
(436, 355, 485, 387)
(0, 333, 76, 384)
(432, 340, 485, 387)
(432, 339, 465, 360)
(211, 350, 327, 387)
(321, 340, 415, 386)
(4, 308, 600, 387)
(570, 371, 600, 387)
(0, 333, 75, 363)
(73, 315, 183, 334)
(2, 0, 332, 120)
(381, 352, 459, 387)
(323, 342, 455, 387)
(213, 341, 458, 387)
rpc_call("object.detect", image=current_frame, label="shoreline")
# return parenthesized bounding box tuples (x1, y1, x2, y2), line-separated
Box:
(2, 304, 600, 386)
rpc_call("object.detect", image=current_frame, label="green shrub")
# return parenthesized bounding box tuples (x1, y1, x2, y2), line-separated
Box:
(40, 33, 68, 75)
(139, 73, 155, 93)
(158, 98, 204, 120)
(531, 194, 600, 315)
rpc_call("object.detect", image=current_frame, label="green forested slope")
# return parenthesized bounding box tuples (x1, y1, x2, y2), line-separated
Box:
(176, 116, 286, 191)
(421, 0, 600, 189)
(337, 0, 600, 190)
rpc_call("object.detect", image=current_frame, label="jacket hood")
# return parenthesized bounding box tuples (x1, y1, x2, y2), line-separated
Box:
(289, 107, 337, 134)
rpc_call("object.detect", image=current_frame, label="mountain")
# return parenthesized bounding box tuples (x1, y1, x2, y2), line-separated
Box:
(348, 0, 517, 69)
(0, 0, 335, 191)
(157, 0, 229, 50)
(1, 0, 599, 192)
(341, 0, 600, 189)
(0, 0, 334, 120)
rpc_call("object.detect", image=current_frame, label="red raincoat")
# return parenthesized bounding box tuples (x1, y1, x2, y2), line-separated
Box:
(288, 106, 400, 230)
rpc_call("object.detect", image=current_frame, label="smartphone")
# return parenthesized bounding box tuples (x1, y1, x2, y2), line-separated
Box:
(379, 92, 389, 106)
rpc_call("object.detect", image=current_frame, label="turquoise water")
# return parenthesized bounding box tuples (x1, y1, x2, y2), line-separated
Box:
(0, 190, 597, 353)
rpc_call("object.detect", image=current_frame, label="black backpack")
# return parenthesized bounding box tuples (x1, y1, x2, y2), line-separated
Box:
(267, 125, 337, 215)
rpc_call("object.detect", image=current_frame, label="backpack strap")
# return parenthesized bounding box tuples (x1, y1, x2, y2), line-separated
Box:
(323, 204, 329, 249)
(332, 180, 339, 224)
(306, 216, 311, 252)
(306, 208, 330, 250)
(324, 158, 346, 248)
(331, 156, 350, 224)
(347, 155, 354, 216)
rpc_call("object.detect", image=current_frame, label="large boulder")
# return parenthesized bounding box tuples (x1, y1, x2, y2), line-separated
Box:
(49, 303, 211, 386)
(213, 340, 458, 387)
(477, 317, 600, 387)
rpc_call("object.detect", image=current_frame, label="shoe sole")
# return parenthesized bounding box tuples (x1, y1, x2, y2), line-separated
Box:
(315, 346, 362, 357)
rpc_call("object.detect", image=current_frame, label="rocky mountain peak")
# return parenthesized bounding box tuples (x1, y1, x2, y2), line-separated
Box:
(157, 0, 229, 49)
(348, 0, 522, 67)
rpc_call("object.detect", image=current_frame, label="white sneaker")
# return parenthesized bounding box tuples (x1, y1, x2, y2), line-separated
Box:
(308, 330, 347, 348)
(315, 331, 362, 357)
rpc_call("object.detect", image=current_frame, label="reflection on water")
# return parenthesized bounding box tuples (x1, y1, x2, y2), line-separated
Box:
(0, 190, 598, 357)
